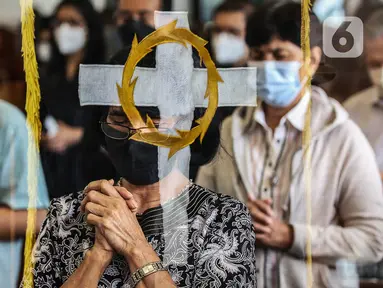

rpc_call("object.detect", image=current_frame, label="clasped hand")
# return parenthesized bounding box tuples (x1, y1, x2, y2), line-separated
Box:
(80, 180, 147, 259)
(247, 198, 293, 250)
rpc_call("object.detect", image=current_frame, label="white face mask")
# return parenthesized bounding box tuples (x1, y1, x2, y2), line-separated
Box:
(368, 67, 383, 88)
(212, 33, 247, 65)
(34, 0, 61, 17)
(54, 23, 87, 55)
(91, 0, 107, 13)
(37, 41, 52, 63)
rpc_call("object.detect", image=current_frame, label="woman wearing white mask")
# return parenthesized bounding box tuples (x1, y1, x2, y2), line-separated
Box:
(209, 1, 254, 68)
(197, 2, 383, 288)
(40, 0, 115, 199)
(199, 1, 255, 134)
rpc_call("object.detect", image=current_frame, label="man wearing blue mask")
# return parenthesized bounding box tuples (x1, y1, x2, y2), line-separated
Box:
(197, 2, 383, 288)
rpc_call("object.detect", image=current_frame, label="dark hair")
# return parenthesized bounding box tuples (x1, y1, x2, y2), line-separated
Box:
(212, 0, 255, 20)
(246, 1, 322, 49)
(48, 0, 106, 74)
(102, 47, 222, 170)
(34, 10, 52, 39)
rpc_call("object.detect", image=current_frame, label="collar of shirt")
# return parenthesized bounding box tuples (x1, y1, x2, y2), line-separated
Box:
(254, 91, 311, 132)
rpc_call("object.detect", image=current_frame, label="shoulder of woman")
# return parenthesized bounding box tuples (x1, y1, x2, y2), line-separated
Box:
(193, 185, 249, 216)
(215, 193, 251, 217)
(198, 188, 252, 226)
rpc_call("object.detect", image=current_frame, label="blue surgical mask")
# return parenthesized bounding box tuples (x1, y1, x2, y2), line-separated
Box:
(313, 0, 345, 27)
(248, 61, 305, 108)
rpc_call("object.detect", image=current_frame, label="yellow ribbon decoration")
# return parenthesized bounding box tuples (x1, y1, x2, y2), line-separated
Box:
(301, 0, 313, 287)
(20, 0, 41, 287)
(118, 20, 223, 159)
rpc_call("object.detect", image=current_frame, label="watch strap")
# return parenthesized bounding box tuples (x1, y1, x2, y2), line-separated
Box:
(127, 262, 166, 287)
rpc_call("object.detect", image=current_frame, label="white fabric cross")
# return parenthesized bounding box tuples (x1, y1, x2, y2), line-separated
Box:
(79, 12, 258, 266)
(79, 11, 257, 113)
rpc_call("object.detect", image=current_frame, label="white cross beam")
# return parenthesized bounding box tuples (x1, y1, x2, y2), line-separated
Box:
(79, 12, 257, 111)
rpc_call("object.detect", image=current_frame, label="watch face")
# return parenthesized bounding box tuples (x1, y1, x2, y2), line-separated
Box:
(142, 265, 155, 274)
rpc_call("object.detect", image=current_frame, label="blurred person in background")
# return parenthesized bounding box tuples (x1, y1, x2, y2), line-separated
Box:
(115, 0, 162, 47)
(40, 0, 115, 199)
(344, 8, 383, 181)
(209, 1, 254, 68)
(0, 28, 25, 109)
(197, 2, 383, 287)
(35, 12, 53, 78)
(201, 1, 255, 135)
(0, 100, 49, 288)
(344, 9, 383, 285)
(320, 1, 383, 103)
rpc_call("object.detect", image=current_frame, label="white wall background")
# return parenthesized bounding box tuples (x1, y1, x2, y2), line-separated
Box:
(172, 0, 191, 11)
(0, 0, 21, 30)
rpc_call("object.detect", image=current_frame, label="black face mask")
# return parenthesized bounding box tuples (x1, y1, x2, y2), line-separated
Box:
(105, 137, 159, 186)
(117, 19, 155, 46)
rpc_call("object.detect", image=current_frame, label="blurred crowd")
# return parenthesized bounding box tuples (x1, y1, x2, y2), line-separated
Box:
(1, 0, 383, 287)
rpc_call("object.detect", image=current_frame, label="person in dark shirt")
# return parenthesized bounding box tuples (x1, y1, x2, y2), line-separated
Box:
(40, 0, 115, 199)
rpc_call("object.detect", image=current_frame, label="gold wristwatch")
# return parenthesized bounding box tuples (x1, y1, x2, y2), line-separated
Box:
(127, 262, 166, 287)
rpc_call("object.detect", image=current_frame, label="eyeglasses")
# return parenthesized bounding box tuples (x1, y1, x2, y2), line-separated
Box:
(100, 121, 173, 142)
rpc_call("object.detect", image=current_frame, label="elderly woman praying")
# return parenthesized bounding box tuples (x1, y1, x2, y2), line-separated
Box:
(22, 37, 257, 288)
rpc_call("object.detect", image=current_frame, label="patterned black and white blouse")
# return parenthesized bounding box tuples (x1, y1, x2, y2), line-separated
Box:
(27, 184, 257, 287)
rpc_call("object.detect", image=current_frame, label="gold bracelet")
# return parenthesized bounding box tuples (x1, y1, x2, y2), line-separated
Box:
(126, 261, 166, 287)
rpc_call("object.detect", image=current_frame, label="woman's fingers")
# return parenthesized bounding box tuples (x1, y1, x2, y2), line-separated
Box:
(81, 180, 117, 212)
(85, 202, 107, 217)
(86, 213, 103, 227)
(114, 186, 134, 200)
(99, 180, 122, 198)
(81, 190, 113, 212)
(84, 179, 114, 194)
(81, 179, 139, 214)
(115, 187, 138, 214)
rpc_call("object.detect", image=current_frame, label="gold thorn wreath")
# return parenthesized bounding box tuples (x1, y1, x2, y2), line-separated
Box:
(117, 20, 223, 159)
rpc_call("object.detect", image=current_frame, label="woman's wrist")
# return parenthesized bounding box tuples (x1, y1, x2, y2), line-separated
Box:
(123, 241, 160, 271)
(87, 247, 113, 269)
